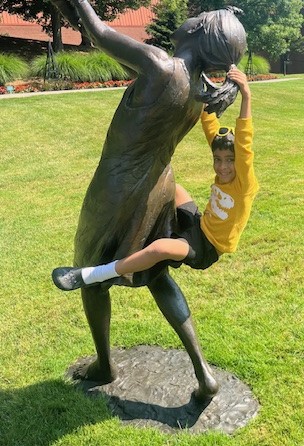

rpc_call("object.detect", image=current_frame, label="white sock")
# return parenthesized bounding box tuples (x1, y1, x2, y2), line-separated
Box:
(81, 261, 120, 285)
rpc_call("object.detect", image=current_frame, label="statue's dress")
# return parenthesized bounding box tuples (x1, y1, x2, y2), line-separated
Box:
(74, 59, 202, 286)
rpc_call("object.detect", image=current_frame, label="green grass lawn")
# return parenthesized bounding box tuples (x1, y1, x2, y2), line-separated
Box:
(1, 76, 303, 446)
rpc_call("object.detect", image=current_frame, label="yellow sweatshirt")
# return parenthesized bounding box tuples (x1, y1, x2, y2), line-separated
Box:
(200, 111, 259, 253)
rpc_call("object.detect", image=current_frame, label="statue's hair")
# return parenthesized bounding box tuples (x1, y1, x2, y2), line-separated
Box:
(174, 7, 247, 70)
(197, 8, 246, 68)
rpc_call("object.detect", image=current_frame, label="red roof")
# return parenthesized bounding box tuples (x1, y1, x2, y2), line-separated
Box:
(0, 4, 157, 45)
(0, 4, 156, 43)
(0, 11, 33, 25)
(0, 5, 156, 26)
(110, 3, 155, 27)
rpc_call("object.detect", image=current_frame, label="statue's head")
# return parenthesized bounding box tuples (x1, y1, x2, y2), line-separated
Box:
(171, 7, 247, 72)
(172, 7, 247, 117)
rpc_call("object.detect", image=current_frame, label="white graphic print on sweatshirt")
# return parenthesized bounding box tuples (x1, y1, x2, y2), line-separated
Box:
(210, 185, 234, 220)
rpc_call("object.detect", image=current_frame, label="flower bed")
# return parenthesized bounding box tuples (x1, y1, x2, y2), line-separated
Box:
(207, 74, 278, 83)
(0, 79, 133, 95)
(0, 74, 278, 95)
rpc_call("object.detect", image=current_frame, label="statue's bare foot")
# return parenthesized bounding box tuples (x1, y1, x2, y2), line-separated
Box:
(193, 375, 219, 402)
(72, 357, 117, 384)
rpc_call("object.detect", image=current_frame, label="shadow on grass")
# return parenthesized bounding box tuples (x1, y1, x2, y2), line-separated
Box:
(0, 377, 211, 443)
(0, 379, 111, 446)
(1, 378, 210, 444)
(83, 380, 210, 432)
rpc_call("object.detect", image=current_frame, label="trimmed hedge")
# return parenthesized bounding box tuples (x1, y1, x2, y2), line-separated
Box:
(0, 53, 29, 86)
(208, 54, 271, 78)
(30, 51, 130, 82)
(0, 49, 271, 86)
(238, 54, 270, 75)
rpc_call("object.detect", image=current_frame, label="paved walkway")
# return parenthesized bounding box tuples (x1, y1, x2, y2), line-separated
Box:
(0, 77, 301, 100)
(0, 86, 126, 100)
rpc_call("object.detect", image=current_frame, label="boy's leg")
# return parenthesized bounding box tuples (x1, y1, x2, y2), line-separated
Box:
(175, 183, 194, 207)
(52, 237, 189, 291)
(53, 183, 194, 292)
(115, 238, 189, 275)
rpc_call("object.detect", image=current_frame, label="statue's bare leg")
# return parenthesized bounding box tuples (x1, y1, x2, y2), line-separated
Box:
(72, 285, 117, 383)
(148, 271, 219, 401)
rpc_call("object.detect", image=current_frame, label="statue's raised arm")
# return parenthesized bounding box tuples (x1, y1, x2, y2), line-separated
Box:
(70, 0, 171, 74)
(52, 0, 180, 104)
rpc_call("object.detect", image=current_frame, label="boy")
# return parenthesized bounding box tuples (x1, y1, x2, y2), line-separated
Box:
(52, 66, 259, 291)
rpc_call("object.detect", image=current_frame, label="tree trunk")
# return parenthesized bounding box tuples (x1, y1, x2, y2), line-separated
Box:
(80, 31, 92, 49)
(50, 4, 63, 52)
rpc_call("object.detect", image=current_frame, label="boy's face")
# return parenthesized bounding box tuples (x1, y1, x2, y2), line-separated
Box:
(213, 149, 236, 184)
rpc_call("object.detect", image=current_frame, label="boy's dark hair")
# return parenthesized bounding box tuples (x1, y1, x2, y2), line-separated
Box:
(211, 127, 235, 153)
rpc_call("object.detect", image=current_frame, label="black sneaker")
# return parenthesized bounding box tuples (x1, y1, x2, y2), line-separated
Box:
(52, 267, 86, 291)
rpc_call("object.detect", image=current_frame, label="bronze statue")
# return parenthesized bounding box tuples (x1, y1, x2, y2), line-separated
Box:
(50, 0, 247, 400)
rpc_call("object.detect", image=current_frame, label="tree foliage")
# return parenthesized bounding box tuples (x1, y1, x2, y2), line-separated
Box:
(146, 0, 303, 59)
(187, 0, 228, 16)
(234, 0, 303, 59)
(145, 0, 188, 52)
(0, 1, 52, 29)
(0, 0, 149, 25)
(186, 0, 304, 60)
(0, 0, 67, 51)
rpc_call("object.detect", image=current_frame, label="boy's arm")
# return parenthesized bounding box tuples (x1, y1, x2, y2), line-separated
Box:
(200, 110, 220, 147)
(227, 66, 251, 119)
(201, 67, 252, 163)
(227, 67, 256, 189)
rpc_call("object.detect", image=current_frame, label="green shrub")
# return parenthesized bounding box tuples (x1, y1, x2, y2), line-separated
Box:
(206, 54, 270, 79)
(30, 50, 129, 82)
(238, 53, 270, 75)
(30, 52, 85, 81)
(0, 53, 29, 86)
(84, 51, 129, 81)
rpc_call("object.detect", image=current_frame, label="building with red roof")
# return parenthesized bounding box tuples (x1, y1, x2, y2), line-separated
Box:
(0, 4, 155, 44)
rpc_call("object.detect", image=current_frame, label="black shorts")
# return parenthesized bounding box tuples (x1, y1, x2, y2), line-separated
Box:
(169, 201, 219, 270)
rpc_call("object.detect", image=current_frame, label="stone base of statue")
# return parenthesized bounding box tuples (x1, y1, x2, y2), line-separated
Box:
(66, 345, 259, 435)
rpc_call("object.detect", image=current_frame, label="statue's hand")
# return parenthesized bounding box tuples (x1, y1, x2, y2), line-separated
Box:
(195, 73, 239, 117)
